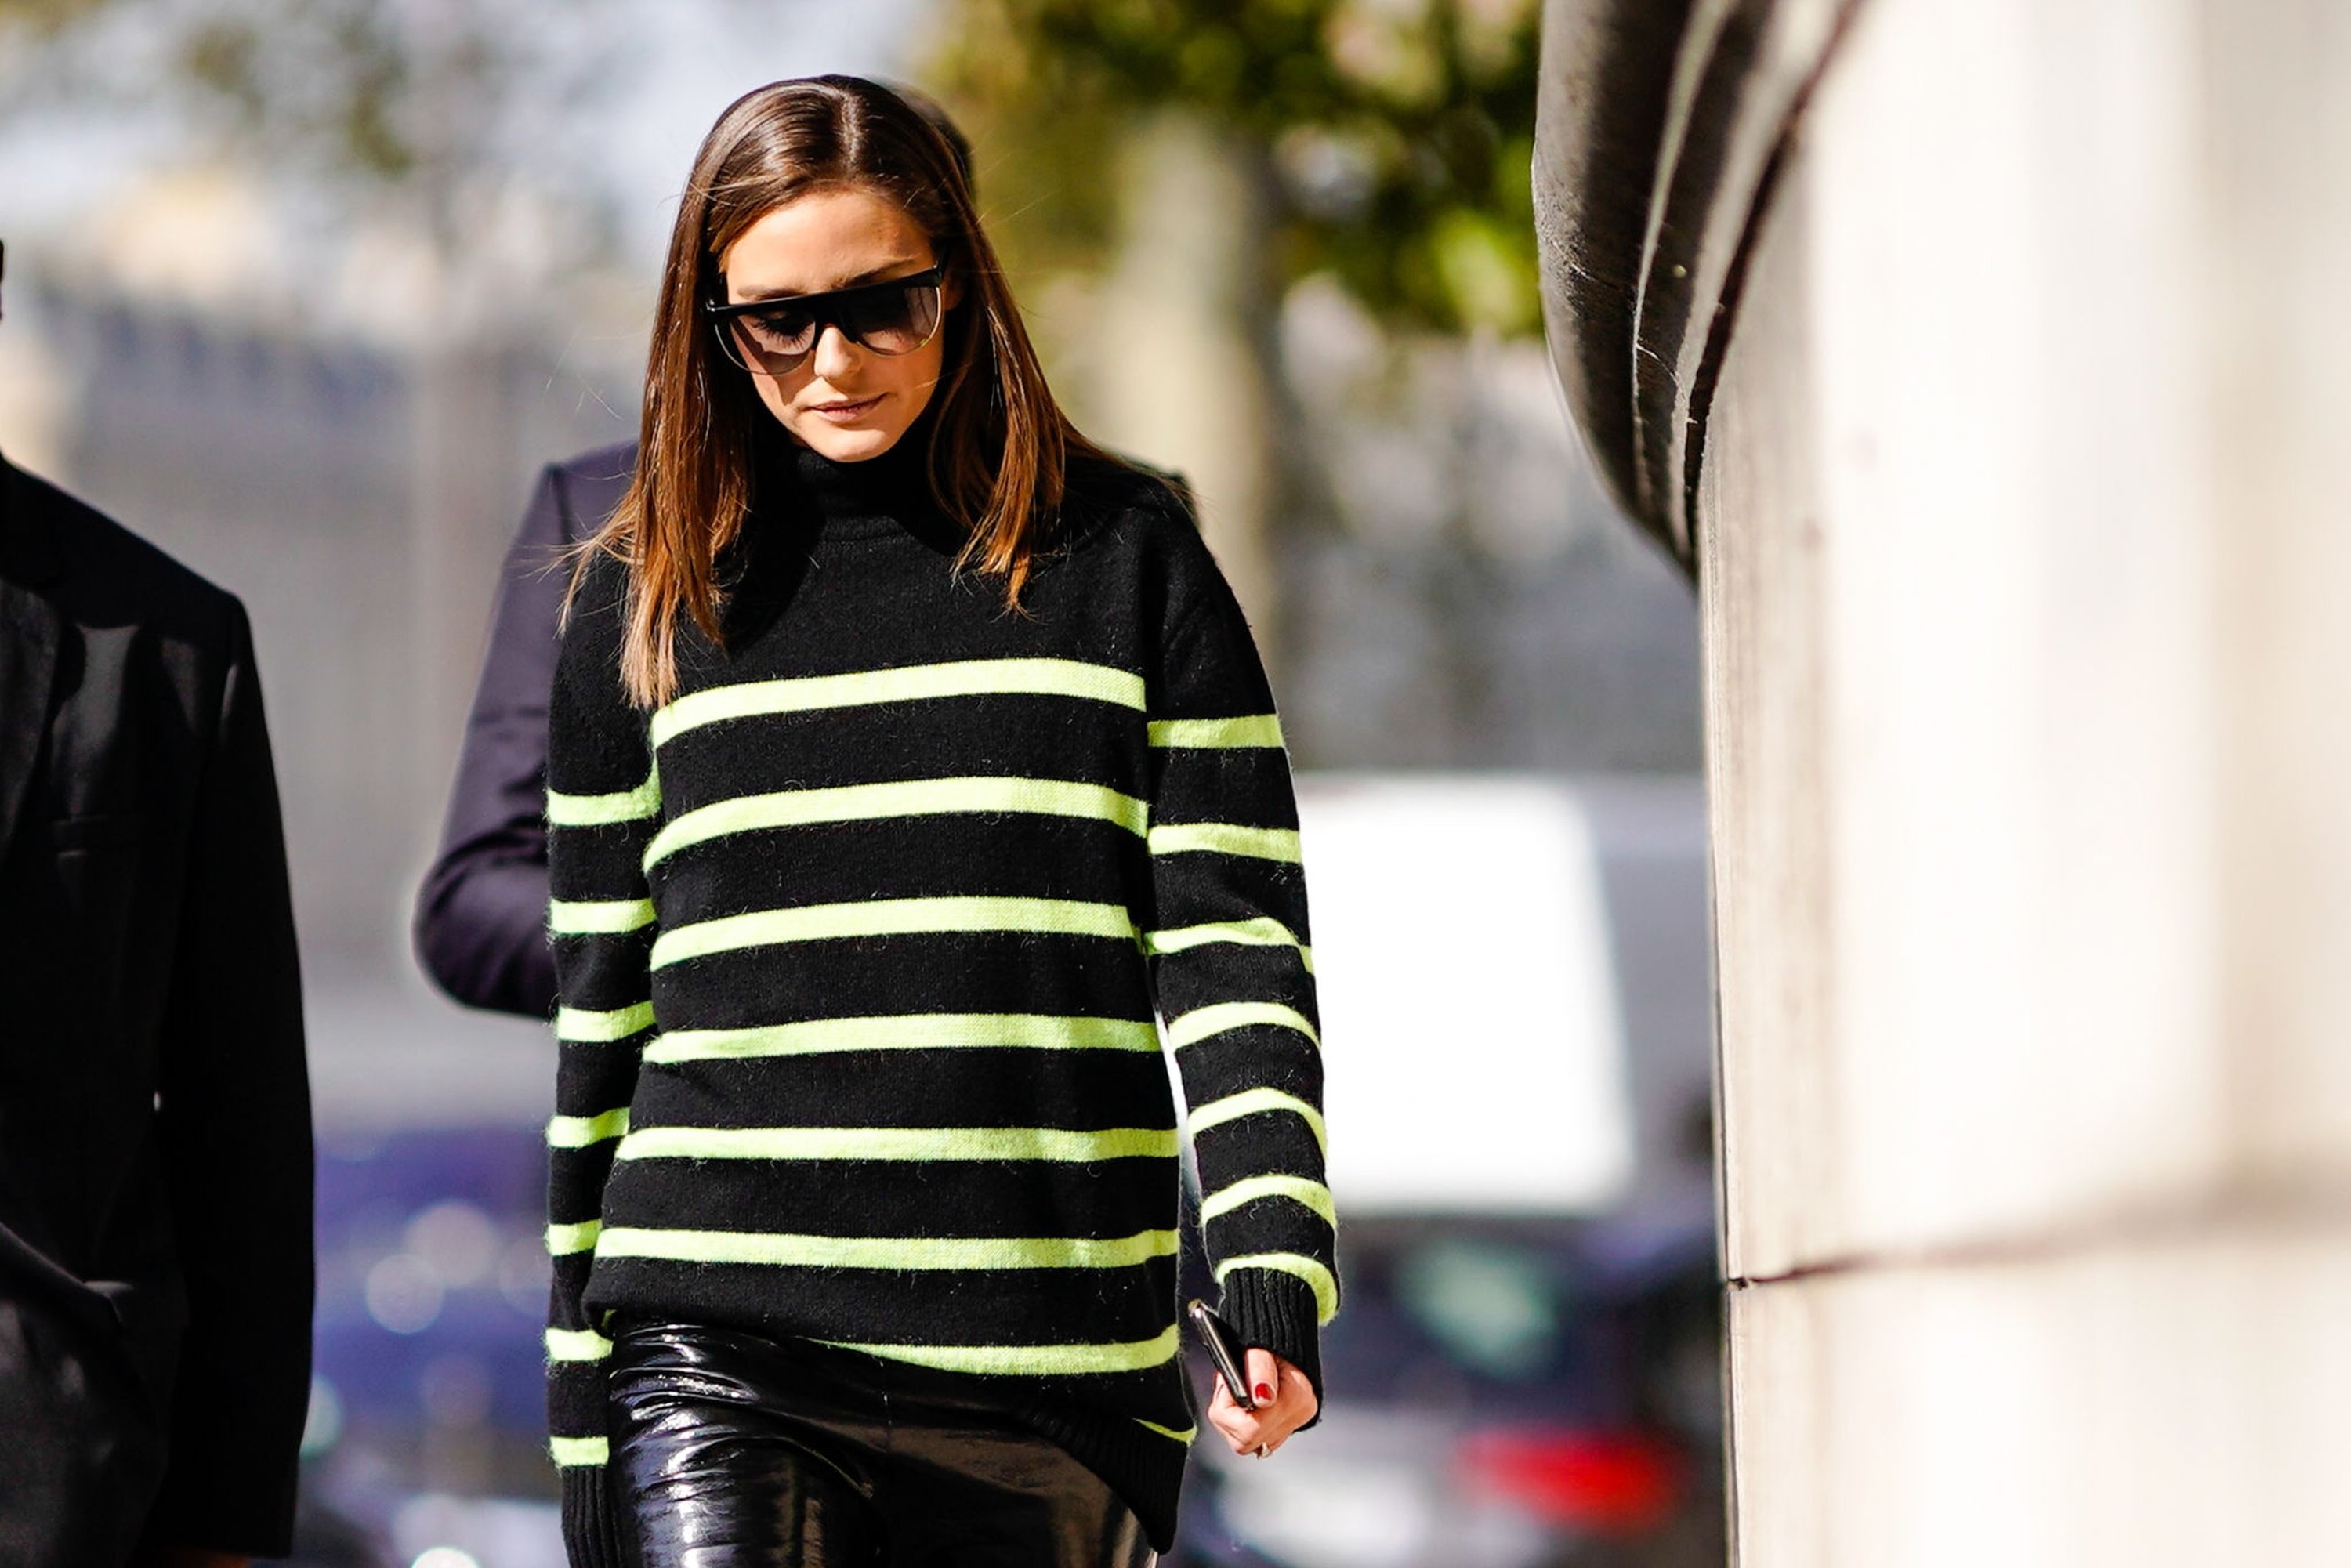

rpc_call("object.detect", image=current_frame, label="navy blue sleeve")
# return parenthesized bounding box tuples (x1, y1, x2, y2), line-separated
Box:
(413, 444, 635, 1017)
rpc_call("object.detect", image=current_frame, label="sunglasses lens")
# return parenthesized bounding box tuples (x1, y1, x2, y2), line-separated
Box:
(712, 273, 942, 375)
(734, 306, 819, 364)
(842, 279, 942, 356)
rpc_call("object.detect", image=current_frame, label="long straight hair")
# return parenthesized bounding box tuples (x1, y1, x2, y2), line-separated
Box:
(578, 75, 1120, 709)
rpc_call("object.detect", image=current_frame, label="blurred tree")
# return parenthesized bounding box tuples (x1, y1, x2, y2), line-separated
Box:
(2, 0, 627, 255)
(927, 0, 1541, 338)
(926, 0, 1541, 666)
(0, 0, 103, 30)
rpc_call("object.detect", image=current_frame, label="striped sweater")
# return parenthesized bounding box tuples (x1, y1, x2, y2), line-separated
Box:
(544, 436, 1337, 1558)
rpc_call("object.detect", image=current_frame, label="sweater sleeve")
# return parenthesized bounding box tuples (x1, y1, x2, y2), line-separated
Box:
(543, 581, 657, 1568)
(1143, 559, 1339, 1406)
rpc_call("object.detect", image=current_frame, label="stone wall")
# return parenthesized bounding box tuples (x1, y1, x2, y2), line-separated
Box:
(1688, 0, 2351, 1561)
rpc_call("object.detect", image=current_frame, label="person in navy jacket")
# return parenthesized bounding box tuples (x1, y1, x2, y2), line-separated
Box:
(412, 442, 633, 1017)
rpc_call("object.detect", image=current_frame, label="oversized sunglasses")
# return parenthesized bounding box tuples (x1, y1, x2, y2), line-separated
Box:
(704, 266, 945, 377)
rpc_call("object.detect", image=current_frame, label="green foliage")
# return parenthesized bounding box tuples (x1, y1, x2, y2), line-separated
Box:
(5, 0, 612, 208)
(0, 0, 106, 30)
(927, 0, 1541, 337)
(177, 5, 422, 181)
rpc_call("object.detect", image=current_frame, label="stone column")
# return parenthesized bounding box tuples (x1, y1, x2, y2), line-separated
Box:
(1691, 0, 2351, 1562)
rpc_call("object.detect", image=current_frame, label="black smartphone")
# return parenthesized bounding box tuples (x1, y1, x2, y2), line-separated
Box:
(1186, 1298, 1257, 1412)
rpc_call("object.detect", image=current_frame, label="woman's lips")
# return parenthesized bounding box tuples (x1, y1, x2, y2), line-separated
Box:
(807, 394, 884, 423)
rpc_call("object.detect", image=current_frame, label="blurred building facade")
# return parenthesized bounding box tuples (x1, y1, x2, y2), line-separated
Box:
(18, 273, 637, 976)
(1274, 304, 1699, 775)
(1537, 0, 2351, 1563)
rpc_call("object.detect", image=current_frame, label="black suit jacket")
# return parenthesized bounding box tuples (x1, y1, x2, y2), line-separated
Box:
(414, 441, 636, 1017)
(0, 452, 313, 1558)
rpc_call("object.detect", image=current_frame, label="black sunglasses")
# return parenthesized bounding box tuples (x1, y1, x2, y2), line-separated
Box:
(705, 266, 945, 377)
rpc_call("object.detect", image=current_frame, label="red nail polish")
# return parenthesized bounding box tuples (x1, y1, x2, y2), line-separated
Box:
(1253, 1382, 1273, 1403)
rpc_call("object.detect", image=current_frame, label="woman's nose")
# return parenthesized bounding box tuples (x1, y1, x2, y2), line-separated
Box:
(811, 322, 861, 382)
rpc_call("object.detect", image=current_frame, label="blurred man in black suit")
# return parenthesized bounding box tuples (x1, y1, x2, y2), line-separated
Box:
(0, 240, 314, 1567)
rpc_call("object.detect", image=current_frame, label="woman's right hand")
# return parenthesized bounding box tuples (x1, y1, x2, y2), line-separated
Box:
(1207, 1346, 1318, 1459)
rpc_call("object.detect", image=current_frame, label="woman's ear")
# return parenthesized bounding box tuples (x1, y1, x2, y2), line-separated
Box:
(943, 268, 966, 310)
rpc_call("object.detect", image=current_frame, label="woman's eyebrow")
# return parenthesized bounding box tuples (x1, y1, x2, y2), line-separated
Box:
(734, 259, 931, 302)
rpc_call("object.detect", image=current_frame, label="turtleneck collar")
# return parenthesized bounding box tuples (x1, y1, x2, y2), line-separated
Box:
(760, 407, 941, 543)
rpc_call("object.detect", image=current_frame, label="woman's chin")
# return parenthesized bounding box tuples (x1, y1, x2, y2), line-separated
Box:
(788, 417, 908, 463)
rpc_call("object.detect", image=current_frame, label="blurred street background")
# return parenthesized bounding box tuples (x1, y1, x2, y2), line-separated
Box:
(0, 3, 1716, 1565)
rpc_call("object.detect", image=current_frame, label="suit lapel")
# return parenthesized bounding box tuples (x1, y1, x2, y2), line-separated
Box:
(0, 454, 63, 869)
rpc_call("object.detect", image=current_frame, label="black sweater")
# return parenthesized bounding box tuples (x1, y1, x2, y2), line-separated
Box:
(545, 433, 1337, 1558)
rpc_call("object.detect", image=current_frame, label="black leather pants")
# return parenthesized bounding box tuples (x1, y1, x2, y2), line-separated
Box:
(0, 1293, 168, 1567)
(605, 1317, 1156, 1568)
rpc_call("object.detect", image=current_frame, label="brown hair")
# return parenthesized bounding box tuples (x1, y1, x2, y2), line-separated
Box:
(575, 75, 1117, 708)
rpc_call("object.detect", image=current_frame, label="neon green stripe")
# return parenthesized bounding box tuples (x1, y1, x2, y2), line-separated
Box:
(1148, 714, 1285, 748)
(1147, 822, 1302, 863)
(651, 658, 1146, 748)
(1165, 1001, 1320, 1051)
(1145, 918, 1314, 973)
(595, 1227, 1178, 1270)
(654, 897, 1136, 968)
(1218, 1254, 1342, 1325)
(547, 768, 660, 826)
(555, 1002, 654, 1042)
(545, 1327, 613, 1361)
(644, 1012, 1158, 1064)
(550, 1436, 608, 1467)
(647, 777, 1147, 867)
(1188, 1088, 1328, 1155)
(548, 1107, 630, 1148)
(1136, 1418, 1199, 1444)
(616, 1124, 1177, 1163)
(545, 1219, 602, 1255)
(549, 897, 654, 936)
(817, 1325, 1179, 1376)
(1200, 1174, 1338, 1227)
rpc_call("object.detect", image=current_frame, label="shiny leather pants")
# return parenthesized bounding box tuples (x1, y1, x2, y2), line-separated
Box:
(606, 1318, 1156, 1568)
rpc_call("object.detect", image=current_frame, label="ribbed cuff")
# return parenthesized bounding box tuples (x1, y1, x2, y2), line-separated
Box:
(1219, 1267, 1324, 1421)
(560, 1464, 626, 1568)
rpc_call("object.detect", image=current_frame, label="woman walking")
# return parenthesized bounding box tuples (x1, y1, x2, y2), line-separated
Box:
(545, 76, 1335, 1567)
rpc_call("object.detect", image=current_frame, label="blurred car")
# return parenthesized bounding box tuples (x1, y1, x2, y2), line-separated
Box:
(287, 1124, 564, 1568)
(1168, 1209, 1719, 1568)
